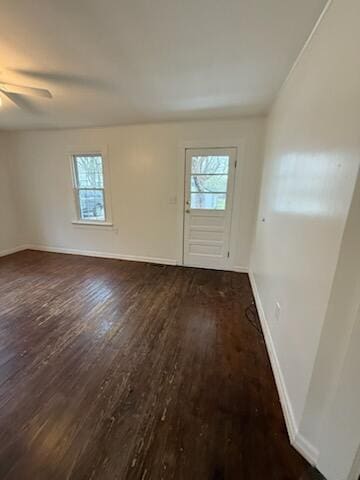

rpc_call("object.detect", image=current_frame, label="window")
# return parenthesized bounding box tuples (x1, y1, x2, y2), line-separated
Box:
(190, 155, 230, 209)
(72, 153, 107, 222)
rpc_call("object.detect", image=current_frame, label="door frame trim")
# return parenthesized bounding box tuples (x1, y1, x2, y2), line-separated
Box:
(176, 138, 246, 271)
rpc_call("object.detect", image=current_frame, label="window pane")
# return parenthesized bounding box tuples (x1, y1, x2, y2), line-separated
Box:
(191, 156, 229, 174)
(74, 155, 104, 188)
(191, 193, 226, 210)
(78, 189, 105, 220)
(191, 174, 228, 193)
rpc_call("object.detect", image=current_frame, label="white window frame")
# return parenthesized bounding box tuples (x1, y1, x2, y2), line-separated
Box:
(69, 149, 113, 226)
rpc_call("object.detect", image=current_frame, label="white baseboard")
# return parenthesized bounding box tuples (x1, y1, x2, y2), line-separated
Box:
(248, 269, 319, 466)
(26, 244, 178, 266)
(232, 265, 249, 273)
(295, 431, 320, 466)
(181, 263, 249, 273)
(0, 245, 28, 258)
(1, 244, 249, 273)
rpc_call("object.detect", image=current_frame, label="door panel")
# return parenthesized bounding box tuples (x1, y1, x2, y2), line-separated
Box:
(183, 148, 236, 270)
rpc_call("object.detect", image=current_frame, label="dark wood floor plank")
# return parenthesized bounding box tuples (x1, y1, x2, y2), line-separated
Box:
(0, 250, 310, 479)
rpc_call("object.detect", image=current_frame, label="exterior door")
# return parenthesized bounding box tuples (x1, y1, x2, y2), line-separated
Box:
(183, 147, 236, 270)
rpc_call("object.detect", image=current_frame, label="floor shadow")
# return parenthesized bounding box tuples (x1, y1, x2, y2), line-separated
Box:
(299, 466, 327, 479)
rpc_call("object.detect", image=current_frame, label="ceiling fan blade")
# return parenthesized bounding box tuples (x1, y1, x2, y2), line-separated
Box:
(0, 82, 52, 98)
(0, 90, 40, 113)
(0, 90, 24, 108)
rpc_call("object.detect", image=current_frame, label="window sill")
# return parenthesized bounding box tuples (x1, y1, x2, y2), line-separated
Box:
(72, 220, 113, 227)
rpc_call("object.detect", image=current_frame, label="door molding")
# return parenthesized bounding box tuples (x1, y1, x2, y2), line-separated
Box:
(176, 138, 246, 271)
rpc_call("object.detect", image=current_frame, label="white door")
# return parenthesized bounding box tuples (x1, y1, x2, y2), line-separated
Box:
(183, 147, 237, 270)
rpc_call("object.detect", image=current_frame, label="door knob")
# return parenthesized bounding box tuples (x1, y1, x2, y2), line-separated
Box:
(185, 209, 190, 213)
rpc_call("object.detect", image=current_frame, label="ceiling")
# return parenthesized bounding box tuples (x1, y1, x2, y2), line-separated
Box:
(0, 0, 327, 130)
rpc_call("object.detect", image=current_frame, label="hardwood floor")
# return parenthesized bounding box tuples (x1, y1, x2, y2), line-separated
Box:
(0, 250, 310, 480)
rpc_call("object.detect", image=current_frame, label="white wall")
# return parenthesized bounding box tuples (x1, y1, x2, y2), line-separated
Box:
(250, 0, 360, 471)
(9, 118, 265, 268)
(314, 171, 360, 479)
(317, 306, 360, 480)
(0, 132, 22, 254)
(300, 169, 360, 475)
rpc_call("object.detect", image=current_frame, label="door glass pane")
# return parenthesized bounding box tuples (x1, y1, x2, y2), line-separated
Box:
(191, 156, 229, 174)
(191, 174, 228, 193)
(79, 189, 105, 220)
(191, 193, 226, 210)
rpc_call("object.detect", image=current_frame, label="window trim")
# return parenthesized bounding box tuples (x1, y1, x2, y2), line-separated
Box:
(69, 148, 113, 226)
